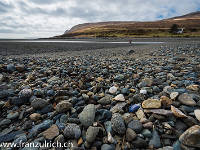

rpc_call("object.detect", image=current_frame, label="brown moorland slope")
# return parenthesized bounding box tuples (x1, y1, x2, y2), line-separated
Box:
(57, 11, 200, 38)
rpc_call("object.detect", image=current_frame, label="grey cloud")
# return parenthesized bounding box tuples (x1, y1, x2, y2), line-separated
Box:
(17, 1, 46, 14)
(0, 29, 15, 33)
(0, 1, 14, 13)
(0, 28, 28, 34)
(28, 0, 59, 5)
(0, 0, 200, 39)
(17, 1, 67, 17)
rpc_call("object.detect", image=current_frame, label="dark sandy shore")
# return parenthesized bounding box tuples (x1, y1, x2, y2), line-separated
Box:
(0, 38, 200, 59)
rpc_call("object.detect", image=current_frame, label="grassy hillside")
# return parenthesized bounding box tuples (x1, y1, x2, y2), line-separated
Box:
(57, 11, 200, 38)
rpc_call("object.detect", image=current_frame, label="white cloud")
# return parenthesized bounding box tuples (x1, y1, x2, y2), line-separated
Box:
(0, 0, 199, 39)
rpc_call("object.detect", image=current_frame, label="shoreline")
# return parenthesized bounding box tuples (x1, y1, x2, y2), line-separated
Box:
(0, 37, 200, 59)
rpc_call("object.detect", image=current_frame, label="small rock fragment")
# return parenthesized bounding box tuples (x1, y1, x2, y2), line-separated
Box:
(142, 99, 161, 109)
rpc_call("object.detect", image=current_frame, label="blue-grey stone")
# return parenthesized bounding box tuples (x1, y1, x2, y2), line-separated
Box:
(64, 123, 81, 139)
(41, 77, 47, 82)
(29, 95, 37, 103)
(190, 94, 200, 102)
(173, 88, 187, 94)
(121, 88, 130, 94)
(182, 80, 194, 86)
(95, 109, 112, 124)
(172, 81, 183, 86)
(79, 104, 95, 128)
(58, 123, 66, 132)
(137, 81, 147, 88)
(0, 126, 15, 137)
(172, 140, 183, 150)
(19, 110, 25, 120)
(12, 106, 19, 112)
(53, 114, 63, 121)
(7, 64, 16, 73)
(28, 120, 53, 138)
(141, 129, 152, 138)
(149, 130, 162, 148)
(0, 90, 9, 99)
(93, 95, 99, 101)
(12, 134, 27, 147)
(31, 98, 49, 110)
(98, 95, 111, 105)
(104, 121, 113, 134)
(86, 126, 101, 143)
(132, 137, 147, 148)
(47, 90, 55, 96)
(0, 130, 25, 143)
(0, 119, 11, 126)
(71, 97, 79, 105)
(179, 105, 197, 113)
(60, 114, 68, 123)
(7, 112, 19, 120)
(114, 74, 124, 80)
(111, 113, 126, 134)
(101, 144, 115, 150)
(75, 100, 85, 106)
(152, 86, 160, 93)
(68, 118, 80, 124)
(33, 89, 44, 96)
(128, 120, 143, 134)
(72, 90, 79, 95)
(40, 104, 53, 114)
(11, 97, 29, 106)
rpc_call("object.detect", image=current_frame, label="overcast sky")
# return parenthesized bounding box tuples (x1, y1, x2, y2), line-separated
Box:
(0, 0, 200, 39)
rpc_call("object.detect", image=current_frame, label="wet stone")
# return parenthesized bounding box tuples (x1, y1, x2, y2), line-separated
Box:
(55, 100, 72, 113)
(7, 112, 19, 120)
(64, 123, 81, 139)
(98, 95, 111, 105)
(0, 130, 25, 143)
(86, 126, 101, 143)
(127, 120, 143, 134)
(149, 130, 162, 149)
(28, 119, 53, 138)
(101, 144, 115, 150)
(7, 64, 16, 73)
(179, 125, 200, 148)
(178, 93, 196, 106)
(141, 129, 152, 138)
(131, 137, 147, 148)
(95, 109, 112, 124)
(31, 98, 49, 110)
(111, 113, 126, 134)
(19, 89, 32, 98)
(126, 128, 137, 142)
(0, 126, 15, 137)
(0, 119, 11, 126)
(79, 104, 96, 128)
(11, 97, 29, 106)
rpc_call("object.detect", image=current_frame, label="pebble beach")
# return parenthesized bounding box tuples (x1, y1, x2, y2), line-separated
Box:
(0, 38, 200, 150)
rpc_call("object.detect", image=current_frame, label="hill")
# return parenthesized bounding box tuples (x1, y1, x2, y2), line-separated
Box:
(57, 11, 200, 38)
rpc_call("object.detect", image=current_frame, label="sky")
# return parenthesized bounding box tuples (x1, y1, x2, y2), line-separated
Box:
(0, 0, 200, 39)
